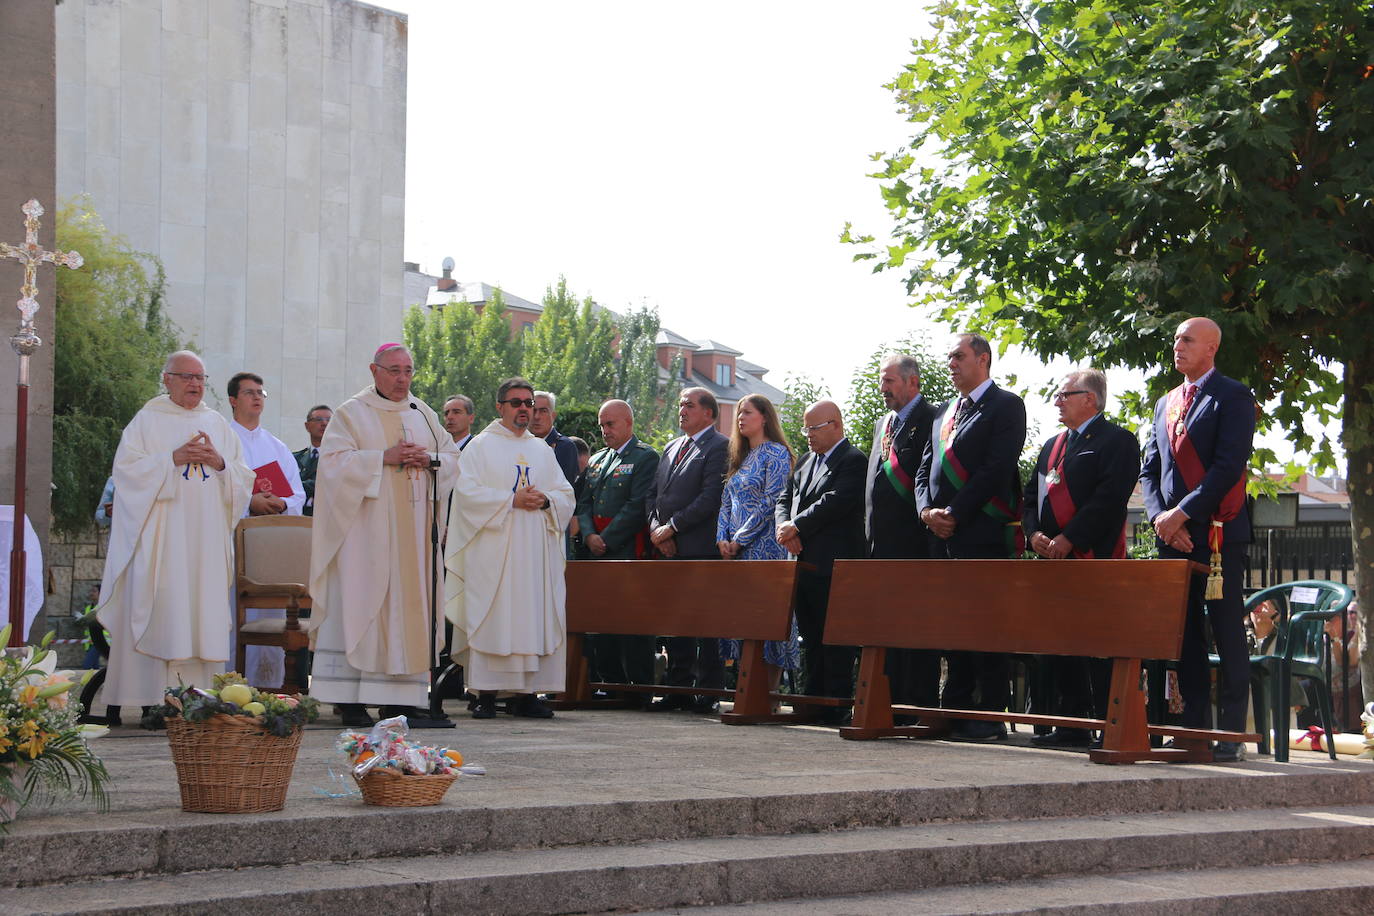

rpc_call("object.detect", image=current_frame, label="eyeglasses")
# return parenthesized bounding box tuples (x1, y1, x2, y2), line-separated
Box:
(531, 406, 552, 415)
(801, 419, 836, 434)
(165, 372, 208, 382)
(1052, 390, 1089, 402)
(236, 388, 268, 399)
(501, 398, 536, 408)
(373, 364, 415, 377)
(306, 416, 330, 423)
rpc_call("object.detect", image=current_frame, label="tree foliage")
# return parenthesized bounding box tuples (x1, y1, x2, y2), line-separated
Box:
(520, 277, 617, 410)
(845, 335, 959, 457)
(403, 290, 520, 423)
(778, 374, 831, 456)
(613, 305, 681, 444)
(52, 200, 184, 534)
(848, 0, 1374, 695)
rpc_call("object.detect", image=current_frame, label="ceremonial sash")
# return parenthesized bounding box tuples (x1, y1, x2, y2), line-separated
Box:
(933, 402, 1025, 554)
(1043, 430, 1126, 559)
(880, 435, 917, 507)
(1165, 383, 1246, 597)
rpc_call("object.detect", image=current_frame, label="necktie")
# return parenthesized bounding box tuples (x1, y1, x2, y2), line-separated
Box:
(1066, 429, 1079, 450)
(880, 414, 896, 457)
(311, 447, 318, 460)
(804, 453, 825, 493)
(954, 397, 970, 426)
(1174, 384, 1199, 439)
(673, 438, 693, 468)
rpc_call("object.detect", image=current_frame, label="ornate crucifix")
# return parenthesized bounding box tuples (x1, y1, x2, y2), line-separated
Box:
(2, 199, 82, 647)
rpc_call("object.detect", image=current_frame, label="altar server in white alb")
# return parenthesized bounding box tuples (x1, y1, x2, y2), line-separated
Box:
(97, 351, 255, 708)
(308, 344, 459, 727)
(226, 370, 305, 687)
(445, 377, 576, 720)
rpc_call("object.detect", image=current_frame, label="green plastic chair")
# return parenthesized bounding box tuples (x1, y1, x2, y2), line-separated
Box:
(1242, 580, 1352, 762)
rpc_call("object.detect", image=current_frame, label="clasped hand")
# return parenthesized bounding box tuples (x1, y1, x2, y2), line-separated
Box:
(512, 485, 547, 511)
(1030, 530, 1071, 560)
(383, 441, 430, 468)
(172, 431, 225, 471)
(1152, 507, 1194, 553)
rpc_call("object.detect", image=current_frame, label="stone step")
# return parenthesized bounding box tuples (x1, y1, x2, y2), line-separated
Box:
(632, 859, 1374, 914)
(5, 804, 1374, 915)
(7, 761, 1372, 890)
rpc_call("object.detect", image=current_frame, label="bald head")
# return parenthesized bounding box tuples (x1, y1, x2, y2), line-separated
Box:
(1173, 317, 1221, 381)
(802, 399, 845, 455)
(598, 399, 635, 450)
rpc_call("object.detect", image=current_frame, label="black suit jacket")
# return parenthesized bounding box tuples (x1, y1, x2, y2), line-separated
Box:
(915, 383, 1027, 552)
(866, 397, 939, 558)
(645, 426, 728, 558)
(1022, 415, 1140, 558)
(1140, 371, 1255, 559)
(774, 438, 867, 575)
(545, 428, 580, 486)
(292, 446, 318, 517)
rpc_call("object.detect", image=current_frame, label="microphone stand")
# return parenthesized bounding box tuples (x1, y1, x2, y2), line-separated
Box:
(406, 402, 454, 729)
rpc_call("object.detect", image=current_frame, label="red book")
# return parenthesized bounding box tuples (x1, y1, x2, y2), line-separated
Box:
(253, 460, 294, 499)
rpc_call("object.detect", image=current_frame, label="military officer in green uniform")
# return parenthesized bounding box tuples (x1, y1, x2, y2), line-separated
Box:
(575, 399, 660, 702)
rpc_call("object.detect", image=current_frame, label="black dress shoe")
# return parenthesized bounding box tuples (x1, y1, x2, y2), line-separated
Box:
(688, 697, 720, 714)
(649, 695, 692, 712)
(1030, 728, 1091, 749)
(471, 692, 497, 719)
(511, 694, 555, 719)
(951, 720, 1008, 742)
(339, 704, 374, 728)
(1212, 741, 1246, 762)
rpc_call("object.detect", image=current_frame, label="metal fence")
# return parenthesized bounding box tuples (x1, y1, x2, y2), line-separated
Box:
(1247, 523, 1354, 589)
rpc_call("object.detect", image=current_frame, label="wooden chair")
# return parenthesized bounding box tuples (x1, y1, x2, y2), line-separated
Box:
(234, 516, 314, 694)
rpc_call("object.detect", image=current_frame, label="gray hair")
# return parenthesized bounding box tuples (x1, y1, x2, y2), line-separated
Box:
(1067, 368, 1108, 409)
(880, 353, 922, 381)
(162, 349, 203, 373)
(534, 390, 557, 412)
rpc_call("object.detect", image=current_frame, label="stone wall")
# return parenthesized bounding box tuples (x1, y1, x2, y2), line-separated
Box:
(41, 524, 107, 665)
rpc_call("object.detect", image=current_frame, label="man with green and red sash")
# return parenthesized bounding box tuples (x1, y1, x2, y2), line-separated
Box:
(1141, 317, 1254, 762)
(916, 333, 1026, 741)
(1022, 369, 1140, 748)
(864, 353, 941, 714)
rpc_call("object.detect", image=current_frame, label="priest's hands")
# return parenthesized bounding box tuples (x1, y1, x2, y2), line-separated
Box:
(249, 492, 287, 515)
(513, 485, 547, 511)
(173, 431, 226, 471)
(383, 441, 430, 468)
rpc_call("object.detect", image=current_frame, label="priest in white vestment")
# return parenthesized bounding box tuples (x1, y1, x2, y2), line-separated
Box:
(446, 377, 576, 719)
(97, 351, 254, 709)
(226, 371, 306, 687)
(309, 344, 459, 727)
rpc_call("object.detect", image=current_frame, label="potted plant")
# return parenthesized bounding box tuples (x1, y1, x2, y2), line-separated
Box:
(0, 626, 110, 827)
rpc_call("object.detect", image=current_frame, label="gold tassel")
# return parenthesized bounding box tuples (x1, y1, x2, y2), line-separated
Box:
(1205, 520, 1224, 600)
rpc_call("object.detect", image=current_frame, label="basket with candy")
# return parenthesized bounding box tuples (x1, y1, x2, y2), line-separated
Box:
(337, 716, 463, 807)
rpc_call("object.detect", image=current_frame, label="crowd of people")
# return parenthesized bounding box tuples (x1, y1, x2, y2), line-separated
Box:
(90, 316, 1271, 757)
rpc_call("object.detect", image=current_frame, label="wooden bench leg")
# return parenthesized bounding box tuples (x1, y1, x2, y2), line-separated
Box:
(720, 639, 773, 724)
(552, 632, 593, 709)
(839, 647, 938, 740)
(1090, 657, 1211, 764)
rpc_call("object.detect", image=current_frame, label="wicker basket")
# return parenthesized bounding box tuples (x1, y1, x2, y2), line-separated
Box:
(165, 714, 304, 813)
(355, 767, 457, 807)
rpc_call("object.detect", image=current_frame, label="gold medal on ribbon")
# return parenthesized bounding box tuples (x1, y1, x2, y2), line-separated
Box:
(1175, 420, 1186, 436)
(1046, 468, 1060, 486)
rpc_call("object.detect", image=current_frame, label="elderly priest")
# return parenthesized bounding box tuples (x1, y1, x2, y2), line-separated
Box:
(96, 350, 255, 711)
(309, 344, 459, 727)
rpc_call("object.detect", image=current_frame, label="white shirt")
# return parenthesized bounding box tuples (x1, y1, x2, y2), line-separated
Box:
(231, 420, 306, 517)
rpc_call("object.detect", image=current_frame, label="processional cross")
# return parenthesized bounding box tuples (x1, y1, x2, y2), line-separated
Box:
(2, 200, 83, 647)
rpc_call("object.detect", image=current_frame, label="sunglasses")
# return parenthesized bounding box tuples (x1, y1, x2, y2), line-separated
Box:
(501, 398, 536, 408)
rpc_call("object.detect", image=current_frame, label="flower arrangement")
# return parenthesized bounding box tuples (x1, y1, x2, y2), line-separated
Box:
(0, 625, 110, 826)
(146, 671, 320, 736)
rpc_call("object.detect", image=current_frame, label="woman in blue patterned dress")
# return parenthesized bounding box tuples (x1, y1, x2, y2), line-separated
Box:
(717, 395, 800, 685)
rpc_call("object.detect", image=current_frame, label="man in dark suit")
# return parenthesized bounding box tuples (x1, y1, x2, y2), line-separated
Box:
(864, 353, 941, 713)
(646, 387, 729, 712)
(292, 404, 331, 517)
(531, 391, 580, 486)
(575, 399, 661, 702)
(916, 333, 1027, 741)
(1022, 369, 1140, 748)
(775, 400, 867, 721)
(1141, 316, 1255, 762)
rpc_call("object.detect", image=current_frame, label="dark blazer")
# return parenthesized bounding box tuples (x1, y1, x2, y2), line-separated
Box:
(575, 437, 660, 559)
(645, 426, 728, 558)
(292, 446, 319, 517)
(774, 438, 867, 575)
(1022, 415, 1140, 558)
(866, 396, 939, 558)
(545, 428, 580, 486)
(1140, 371, 1255, 560)
(915, 383, 1027, 551)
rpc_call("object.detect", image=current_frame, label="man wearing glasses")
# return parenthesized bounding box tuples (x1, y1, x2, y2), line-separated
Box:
(95, 350, 255, 716)
(445, 377, 577, 720)
(1022, 369, 1140, 748)
(293, 405, 332, 516)
(308, 343, 460, 728)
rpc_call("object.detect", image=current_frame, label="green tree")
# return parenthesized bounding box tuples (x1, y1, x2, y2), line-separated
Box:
(404, 289, 520, 423)
(520, 277, 617, 409)
(847, 1, 1374, 694)
(613, 305, 680, 442)
(778, 374, 831, 456)
(52, 200, 184, 533)
(845, 335, 959, 457)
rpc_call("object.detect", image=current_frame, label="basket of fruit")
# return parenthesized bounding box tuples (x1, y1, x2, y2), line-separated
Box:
(339, 716, 463, 807)
(151, 673, 320, 813)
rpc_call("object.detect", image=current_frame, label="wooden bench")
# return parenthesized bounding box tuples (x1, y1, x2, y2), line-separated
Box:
(825, 558, 1260, 764)
(555, 559, 803, 722)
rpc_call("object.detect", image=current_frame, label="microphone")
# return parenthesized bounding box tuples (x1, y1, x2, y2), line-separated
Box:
(410, 402, 443, 469)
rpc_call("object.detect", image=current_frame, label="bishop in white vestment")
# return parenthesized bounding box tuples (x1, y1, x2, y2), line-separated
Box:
(308, 346, 458, 719)
(97, 352, 254, 707)
(446, 379, 576, 718)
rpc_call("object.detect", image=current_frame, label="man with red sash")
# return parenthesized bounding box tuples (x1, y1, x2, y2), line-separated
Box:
(864, 353, 941, 715)
(916, 333, 1027, 741)
(1022, 369, 1140, 748)
(573, 399, 660, 704)
(1141, 317, 1255, 762)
